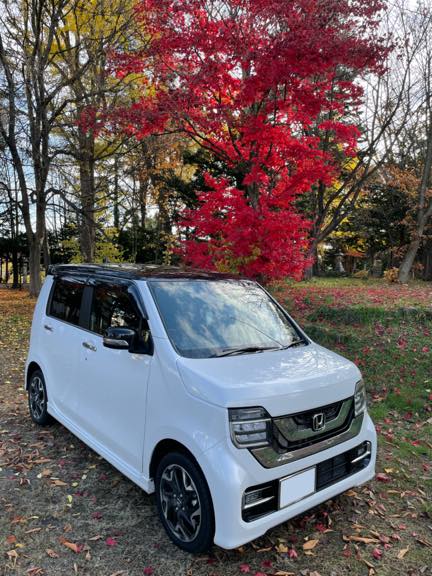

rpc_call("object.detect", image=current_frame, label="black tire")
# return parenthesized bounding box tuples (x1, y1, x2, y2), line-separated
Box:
(28, 369, 53, 426)
(155, 451, 215, 553)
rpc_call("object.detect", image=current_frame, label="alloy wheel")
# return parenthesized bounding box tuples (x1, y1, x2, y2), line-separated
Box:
(159, 464, 202, 543)
(29, 376, 45, 420)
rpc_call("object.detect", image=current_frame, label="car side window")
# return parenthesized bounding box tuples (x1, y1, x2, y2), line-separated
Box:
(49, 277, 85, 326)
(90, 282, 141, 336)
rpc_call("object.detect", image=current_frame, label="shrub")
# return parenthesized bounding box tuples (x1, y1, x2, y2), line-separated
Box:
(383, 267, 399, 283)
(352, 269, 369, 279)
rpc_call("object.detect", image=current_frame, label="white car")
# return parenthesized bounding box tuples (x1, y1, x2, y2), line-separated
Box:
(26, 264, 376, 553)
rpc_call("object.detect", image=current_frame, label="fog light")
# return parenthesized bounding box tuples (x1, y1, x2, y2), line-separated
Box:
(242, 482, 277, 521)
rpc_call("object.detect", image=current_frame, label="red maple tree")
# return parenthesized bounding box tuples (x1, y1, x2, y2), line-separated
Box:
(113, 0, 388, 280)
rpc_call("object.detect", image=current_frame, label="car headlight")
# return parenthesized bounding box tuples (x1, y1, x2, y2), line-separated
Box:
(229, 407, 272, 448)
(354, 379, 367, 416)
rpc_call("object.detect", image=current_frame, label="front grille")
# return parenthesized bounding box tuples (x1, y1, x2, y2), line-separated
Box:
(292, 400, 342, 428)
(272, 397, 354, 453)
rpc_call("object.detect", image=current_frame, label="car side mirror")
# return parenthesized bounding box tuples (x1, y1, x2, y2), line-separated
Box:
(103, 327, 136, 350)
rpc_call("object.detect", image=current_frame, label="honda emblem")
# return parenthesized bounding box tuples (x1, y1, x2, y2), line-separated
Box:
(312, 412, 326, 432)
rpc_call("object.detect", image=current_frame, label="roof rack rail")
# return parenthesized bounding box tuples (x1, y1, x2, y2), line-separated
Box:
(47, 263, 241, 281)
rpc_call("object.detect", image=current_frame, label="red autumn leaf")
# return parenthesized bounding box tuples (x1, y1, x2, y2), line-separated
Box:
(239, 565, 251, 573)
(372, 548, 382, 560)
(288, 547, 298, 559)
(143, 567, 154, 575)
(105, 537, 117, 547)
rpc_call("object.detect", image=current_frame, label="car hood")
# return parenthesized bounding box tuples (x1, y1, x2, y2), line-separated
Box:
(176, 343, 361, 416)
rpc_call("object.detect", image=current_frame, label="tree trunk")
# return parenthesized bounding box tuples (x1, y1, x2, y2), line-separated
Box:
(303, 239, 319, 279)
(138, 174, 147, 229)
(113, 155, 120, 230)
(28, 240, 42, 297)
(78, 124, 96, 263)
(79, 156, 96, 262)
(398, 238, 420, 283)
(423, 240, 432, 280)
(11, 247, 19, 289)
(43, 233, 51, 270)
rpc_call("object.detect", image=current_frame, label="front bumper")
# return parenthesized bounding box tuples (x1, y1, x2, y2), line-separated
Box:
(200, 411, 376, 549)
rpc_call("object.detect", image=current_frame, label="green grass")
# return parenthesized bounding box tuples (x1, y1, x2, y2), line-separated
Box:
(272, 278, 432, 470)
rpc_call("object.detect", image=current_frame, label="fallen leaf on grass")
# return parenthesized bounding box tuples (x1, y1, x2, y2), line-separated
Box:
(105, 537, 117, 547)
(60, 539, 82, 554)
(51, 479, 68, 487)
(239, 564, 250, 573)
(6, 535, 17, 544)
(303, 539, 319, 550)
(6, 549, 19, 559)
(416, 537, 432, 548)
(275, 543, 289, 553)
(345, 535, 380, 544)
(46, 549, 59, 558)
(372, 548, 382, 560)
(397, 547, 409, 559)
(376, 473, 391, 483)
(274, 572, 295, 576)
(27, 568, 44, 576)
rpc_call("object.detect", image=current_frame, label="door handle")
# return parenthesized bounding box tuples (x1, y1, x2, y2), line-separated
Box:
(82, 341, 97, 352)
(44, 324, 53, 332)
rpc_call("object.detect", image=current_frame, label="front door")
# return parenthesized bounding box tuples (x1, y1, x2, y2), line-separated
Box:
(77, 279, 152, 473)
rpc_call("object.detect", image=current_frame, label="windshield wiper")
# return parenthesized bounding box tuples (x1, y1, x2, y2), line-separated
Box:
(280, 338, 307, 349)
(213, 345, 281, 357)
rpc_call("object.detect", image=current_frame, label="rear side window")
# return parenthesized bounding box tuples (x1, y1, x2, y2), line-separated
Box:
(49, 277, 85, 326)
(89, 282, 141, 335)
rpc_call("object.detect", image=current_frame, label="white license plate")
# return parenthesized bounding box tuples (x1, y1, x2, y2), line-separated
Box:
(279, 467, 316, 509)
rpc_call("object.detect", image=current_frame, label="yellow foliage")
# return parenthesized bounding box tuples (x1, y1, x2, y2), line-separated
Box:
(383, 267, 399, 283)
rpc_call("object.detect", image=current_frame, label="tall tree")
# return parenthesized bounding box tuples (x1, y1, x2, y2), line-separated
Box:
(397, 5, 432, 282)
(50, 0, 140, 262)
(0, 0, 76, 294)
(113, 0, 389, 280)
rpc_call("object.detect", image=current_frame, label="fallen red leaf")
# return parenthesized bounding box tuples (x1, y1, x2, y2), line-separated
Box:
(105, 537, 117, 547)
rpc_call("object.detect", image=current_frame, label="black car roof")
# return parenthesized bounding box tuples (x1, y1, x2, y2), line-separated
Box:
(47, 263, 243, 281)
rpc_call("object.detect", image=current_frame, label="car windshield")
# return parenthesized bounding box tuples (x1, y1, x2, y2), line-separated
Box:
(149, 279, 303, 359)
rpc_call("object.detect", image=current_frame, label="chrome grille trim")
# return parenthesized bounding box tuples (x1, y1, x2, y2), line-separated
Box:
(251, 413, 364, 468)
(274, 398, 353, 442)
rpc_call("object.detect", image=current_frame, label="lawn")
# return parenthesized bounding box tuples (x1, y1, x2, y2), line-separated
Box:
(1, 279, 431, 576)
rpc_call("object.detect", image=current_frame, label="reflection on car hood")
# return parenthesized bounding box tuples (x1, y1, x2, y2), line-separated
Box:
(176, 343, 361, 416)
